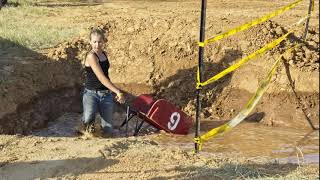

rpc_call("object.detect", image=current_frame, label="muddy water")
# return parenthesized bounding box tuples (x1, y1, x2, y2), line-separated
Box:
(33, 111, 319, 165)
(153, 122, 319, 164)
(33, 82, 319, 165)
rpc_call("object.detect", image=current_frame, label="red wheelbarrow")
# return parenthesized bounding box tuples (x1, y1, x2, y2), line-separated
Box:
(119, 94, 193, 136)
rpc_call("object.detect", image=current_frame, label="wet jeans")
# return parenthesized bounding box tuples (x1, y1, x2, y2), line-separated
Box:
(82, 88, 114, 135)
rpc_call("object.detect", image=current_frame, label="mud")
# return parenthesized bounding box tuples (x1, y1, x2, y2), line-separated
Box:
(0, 113, 318, 179)
(0, 39, 83, 134)
(0, 0, 319, 179)
(0, 86, 82, 134)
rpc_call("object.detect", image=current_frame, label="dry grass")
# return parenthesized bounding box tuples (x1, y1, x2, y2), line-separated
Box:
(0, 0, 95, 50)
(186, 154, 319, 180)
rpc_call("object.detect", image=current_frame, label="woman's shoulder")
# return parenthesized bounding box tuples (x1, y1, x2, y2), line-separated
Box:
(84, 52, 99, 66)
(86, 52, 98, 61)
(87, 51, 96, 57)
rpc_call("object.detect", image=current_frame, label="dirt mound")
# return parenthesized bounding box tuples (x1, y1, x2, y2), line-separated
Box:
(45, 23, 114, 62)
(283, 33, 319, 72)
(45, 16, 199, 87)
(45, 18, 319, 83)
(47, 38, 89, 62)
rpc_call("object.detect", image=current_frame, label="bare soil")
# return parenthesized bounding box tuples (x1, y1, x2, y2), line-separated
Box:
(0, 0, 319, 179)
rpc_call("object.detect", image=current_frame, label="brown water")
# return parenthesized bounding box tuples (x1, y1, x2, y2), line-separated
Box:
(152, 122, 319, 165)
(33, 81, 319, 165)
(34, 112, 319, 165)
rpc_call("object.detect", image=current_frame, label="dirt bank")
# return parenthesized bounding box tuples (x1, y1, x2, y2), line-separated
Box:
(42, 20, 320, 130)
(0, 39, 83, 134)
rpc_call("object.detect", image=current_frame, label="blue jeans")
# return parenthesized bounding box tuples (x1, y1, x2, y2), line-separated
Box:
(82, 88, 114, 134)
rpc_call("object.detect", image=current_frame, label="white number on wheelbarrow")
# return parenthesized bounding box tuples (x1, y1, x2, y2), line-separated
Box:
(168, 112, 180, 130)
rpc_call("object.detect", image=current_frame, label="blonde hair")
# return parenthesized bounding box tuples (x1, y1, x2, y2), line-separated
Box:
(89, 27, 106, 41)
(81, 27, 107, 67)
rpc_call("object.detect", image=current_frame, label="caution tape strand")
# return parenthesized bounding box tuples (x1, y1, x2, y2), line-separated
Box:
(196, 14, 309, 89)
(198, 0, 303, 46)
(194, 43, 300, 148)
(196, 31, 290, 89)
(194, 0, 315, 150)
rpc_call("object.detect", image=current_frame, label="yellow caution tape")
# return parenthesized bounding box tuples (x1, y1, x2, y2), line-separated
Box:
(196, 31, 291, 89)
(194, 0, 313, 149)
(194, 137, 203, 151)
(198, 42, 206, 47)
(202, 60, 281, 141)
(198, 0, 303, 46)
(194, 57, 281, 147)
(196, 14, 308, 89)
(196, 67, 202, 89)
(194, 43, 299, 149)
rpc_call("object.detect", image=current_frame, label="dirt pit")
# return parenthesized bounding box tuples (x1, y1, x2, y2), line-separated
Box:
(0, 0, 319, 179)
(0, 112, 318, 179)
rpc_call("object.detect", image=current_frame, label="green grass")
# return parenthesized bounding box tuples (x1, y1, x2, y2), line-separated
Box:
(0, 2, 85, 50)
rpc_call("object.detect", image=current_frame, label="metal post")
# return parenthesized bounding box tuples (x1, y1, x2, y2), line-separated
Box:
(126, 106, 129, 137)
(303, 0, 313, 39)
(195, 0, 207, 153)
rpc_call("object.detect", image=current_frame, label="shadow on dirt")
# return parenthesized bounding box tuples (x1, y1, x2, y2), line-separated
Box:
(151, 162, 299, 179)
(154, 49, 243, 115)
(34, 2, 103, 8)
(0, 37, 83, 135)
(0, 157, 118, 179)
(0, 1, 18, 8)
(110, 49, 244, 137)
(0, 0, 105, 8)
(0, 37, 46, 64)
(288, 33, 319, 51)
(282, 60, 319, 130)
(245, 112, 265, 123)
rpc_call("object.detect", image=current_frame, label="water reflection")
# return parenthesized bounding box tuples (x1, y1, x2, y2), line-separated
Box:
(153, 122, 319, 164)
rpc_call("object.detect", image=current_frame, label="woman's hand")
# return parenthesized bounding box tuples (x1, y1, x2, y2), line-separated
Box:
(116, 92, 125, 104)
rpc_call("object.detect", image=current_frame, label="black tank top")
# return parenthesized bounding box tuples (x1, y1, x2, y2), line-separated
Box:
(84, 52, 110, 90)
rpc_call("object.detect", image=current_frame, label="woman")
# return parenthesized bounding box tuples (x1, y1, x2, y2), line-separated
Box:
(81, 28, 125, 137)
